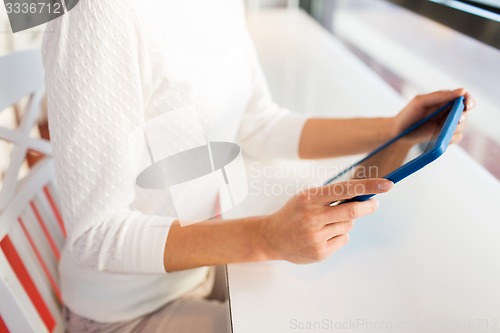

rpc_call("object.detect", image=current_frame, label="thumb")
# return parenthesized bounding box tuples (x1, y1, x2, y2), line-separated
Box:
(415, 88, 466, 107)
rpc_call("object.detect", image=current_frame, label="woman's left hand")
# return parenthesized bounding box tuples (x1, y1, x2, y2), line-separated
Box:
(393, 88, 475, 144)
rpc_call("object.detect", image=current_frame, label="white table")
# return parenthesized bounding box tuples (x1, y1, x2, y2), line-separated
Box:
(226, 9, 500, 333)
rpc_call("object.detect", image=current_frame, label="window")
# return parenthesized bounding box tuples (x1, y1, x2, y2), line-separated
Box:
(387, 0, 500, 49)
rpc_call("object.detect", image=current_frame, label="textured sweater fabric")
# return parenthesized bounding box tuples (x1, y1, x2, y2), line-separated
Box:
(42, 0, 307, 322)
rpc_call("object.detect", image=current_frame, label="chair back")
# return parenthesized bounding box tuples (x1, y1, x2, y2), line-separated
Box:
(0, 50, 65, 333)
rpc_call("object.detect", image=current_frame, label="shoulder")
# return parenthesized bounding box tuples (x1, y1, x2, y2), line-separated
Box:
(42, 0, 142, 68)
(50, 0, 142, 36)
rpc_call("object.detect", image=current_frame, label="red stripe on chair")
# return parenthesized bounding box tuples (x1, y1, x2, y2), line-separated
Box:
(43, 186, 66, 238)
(0, 316, 10, 333)
(18, 217, 63, 303)
(30, 201, 60, 260)
(0, 236, 55, 332)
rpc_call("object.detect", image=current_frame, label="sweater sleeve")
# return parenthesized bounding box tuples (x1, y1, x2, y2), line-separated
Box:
(42, 0, 171, 274)
(236, 17, 309, 160)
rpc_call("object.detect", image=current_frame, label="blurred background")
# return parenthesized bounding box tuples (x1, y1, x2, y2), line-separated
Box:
(1, 0, 499, 182)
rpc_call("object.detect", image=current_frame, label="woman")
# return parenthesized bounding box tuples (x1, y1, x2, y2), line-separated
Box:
(42, 0, 473, 332)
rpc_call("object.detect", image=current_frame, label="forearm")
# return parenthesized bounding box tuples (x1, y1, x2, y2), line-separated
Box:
(164, 216, 273, 272)
(299, 117, 397, 159)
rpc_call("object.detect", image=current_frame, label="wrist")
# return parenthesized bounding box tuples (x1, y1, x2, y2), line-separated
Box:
(256, 215, 280, 261)
(371, 117, 399, 144)
(385, 116, 400, 139)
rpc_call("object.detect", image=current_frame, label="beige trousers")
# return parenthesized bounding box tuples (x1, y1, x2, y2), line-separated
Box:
(64, 266, 232, 333)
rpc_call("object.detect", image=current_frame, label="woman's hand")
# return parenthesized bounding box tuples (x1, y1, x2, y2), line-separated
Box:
(393, 88, 475, 144)
(164, 178, 393, 272)
(260, 178, 394, 264)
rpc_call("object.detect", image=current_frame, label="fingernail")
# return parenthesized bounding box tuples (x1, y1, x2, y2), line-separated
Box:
(378, 180, 394, 192)
(459, 114, 466, 123)
(374, 199, 380, 208)
(466, 101, 474, 109)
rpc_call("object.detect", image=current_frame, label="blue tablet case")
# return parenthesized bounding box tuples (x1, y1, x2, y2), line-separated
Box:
(324, 96, 465, 203)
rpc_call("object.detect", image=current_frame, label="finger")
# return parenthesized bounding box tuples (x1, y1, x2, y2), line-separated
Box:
(322, 199, 379, 224)
(320, 220, 355, 240)
(324, 234, 350, 255)
(307, 178, 393, 203)
(464, 91, 475, 110)
(414, 88, 466, 108)
(458, 112, 467, 125)
(455, 114, 467, 135)
(451, 132, 464, 144)
(455, 124, 464, 136)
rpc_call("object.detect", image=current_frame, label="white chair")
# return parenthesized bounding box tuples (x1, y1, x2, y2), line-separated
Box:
(0, 50, 65, 333)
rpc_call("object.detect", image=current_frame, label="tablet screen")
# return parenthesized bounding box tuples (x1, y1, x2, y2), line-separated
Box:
(328, 107, 449, 184)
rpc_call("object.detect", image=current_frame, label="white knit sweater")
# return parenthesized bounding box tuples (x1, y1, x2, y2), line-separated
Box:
(42, 0, 307, 322)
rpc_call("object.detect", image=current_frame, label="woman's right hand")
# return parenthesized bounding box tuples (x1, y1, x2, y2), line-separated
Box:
(261, 178, 394, 264)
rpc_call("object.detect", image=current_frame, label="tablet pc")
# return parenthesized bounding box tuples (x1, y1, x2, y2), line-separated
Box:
(323, 96, 465, 204)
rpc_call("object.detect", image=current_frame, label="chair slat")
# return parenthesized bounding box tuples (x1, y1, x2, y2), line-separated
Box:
(18, 218, 62, 303)
(0, 159, 53, 240)
(0, 316, 10, 333)
(8, 223, 62, 330)
(30, 201, 60, 260)
(19, 207, 58, 286)
(0, 236, 55, 332)
(43, 186, 66, 238)
(0, 251, 48, 333)
(33, 194, 64, 251)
